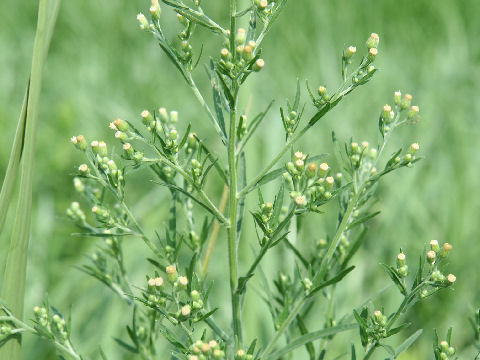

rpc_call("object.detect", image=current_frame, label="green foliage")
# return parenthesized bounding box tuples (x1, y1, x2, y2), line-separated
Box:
(1, 0, 479, 359)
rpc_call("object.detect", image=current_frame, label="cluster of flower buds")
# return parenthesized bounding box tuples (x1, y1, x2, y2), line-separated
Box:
(137, 0, 161, 30)
(188, 339, 226, 360)
(396, 251, 408, 277)
(283, 110, 299, 137)
(435, 339, 456, 359)
(380, 91, 420, 136)
(66, 201, 86, 224)
(218, 28, 263, 76)
(283, 152, 340, 211)
(176, 14, 194, 64)
(371, 310, 388, 338)
(145, 265, 205, 322)
(33, 306, 68, 342)
(420, 240, 455, 298)
(142, 108, 180, 155)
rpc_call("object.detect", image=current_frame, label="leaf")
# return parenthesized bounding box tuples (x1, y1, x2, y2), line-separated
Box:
(394, 329, 423, 356)
(381, 264, 408, 296)
(215, 70, 234, 109)
(296, 315, 315, 360)
(0, 1, 62, 359)
(0, 85, 28, 234)
(387, 322, 411, 336)
(266, 323, 357, 359)
(207, 59, 227, 138)
(236, 152, 247, 243)
(353, 309, 368, 347)
(154, 182, 221, 221)
(178, 123, 192, 149)
(195, 308, 218, 323)
(308, 266, 355, 297)
(113, 338, 139, 354)
(284, 239, 309, 268)
(346, 211, 380, 230)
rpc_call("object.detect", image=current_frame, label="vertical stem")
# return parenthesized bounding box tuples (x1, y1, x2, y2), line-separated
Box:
(228, 0, 242, 350)
(228, 87, 242, 348)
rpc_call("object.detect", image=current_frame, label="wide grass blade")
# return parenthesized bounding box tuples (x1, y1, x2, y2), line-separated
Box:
(0, 85, 29, 233)
(0, 0, 61, 359)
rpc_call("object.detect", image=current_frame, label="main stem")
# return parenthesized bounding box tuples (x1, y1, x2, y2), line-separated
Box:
(228, 0, 243, 350)
(228, 96, 242, 348)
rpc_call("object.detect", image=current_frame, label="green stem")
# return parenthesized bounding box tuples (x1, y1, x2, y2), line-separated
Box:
(228, 87, 242, 348)
(362, 343, 378, 360)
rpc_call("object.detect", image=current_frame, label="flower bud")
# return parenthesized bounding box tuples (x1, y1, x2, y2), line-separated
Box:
(430, 239, 439, 252)
(394, 91, 402, 105)
(295, 195, 306, 206)
(318, 86, 327, 97)
(366, 33, 380, 49)
(71, 135, 87, 151)
(408, 105, 419, 120)
(440, 341, 449, 352)
(181, 304, 191, 317)
(243, 45, 253, 61)
(236, 28, 246, 45)
(113, 118, 129, 132)
(368, 47, 378, 62)
(318, 162, 329, 176)
(220, 48, 231, 60)
(178, 276, 188, 288)
(409, 142, 419, 155)
(447, 273, 456, 284)
(344, 46, 356, 60)
(150, 2, 161, 20)
(141, 110, 153, 126)
(253, 58, 264, 72)
(306, 162, 317, 178)
(122, 143, 134, 158)
(325, 176, 334, 189)
(236, 349, 246, 359)
(137, 13, 149, 30)
(400, 94, 412, 110)
(159, 107, 169, 122)
(166, 264, 178, 282)
(294, 159, 304, 171)
(426, 250, 436, 264)
(397, 252, 406, 267)
(115, 131, 127, 141)
(440, 243, 452, 258)
(78, 164, 89, 175)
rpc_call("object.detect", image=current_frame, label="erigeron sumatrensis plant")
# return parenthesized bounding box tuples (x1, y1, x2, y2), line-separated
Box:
(0, 1, 459, 359)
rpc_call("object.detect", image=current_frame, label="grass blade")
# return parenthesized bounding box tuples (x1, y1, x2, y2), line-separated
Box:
(0, 1, 61, 359)
(0, 85, 29, 233)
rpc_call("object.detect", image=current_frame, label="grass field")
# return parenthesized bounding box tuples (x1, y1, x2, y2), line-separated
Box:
(1, 0, 479, 358)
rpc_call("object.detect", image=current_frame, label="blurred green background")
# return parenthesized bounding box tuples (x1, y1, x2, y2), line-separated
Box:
(1, 0, 479, 358)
